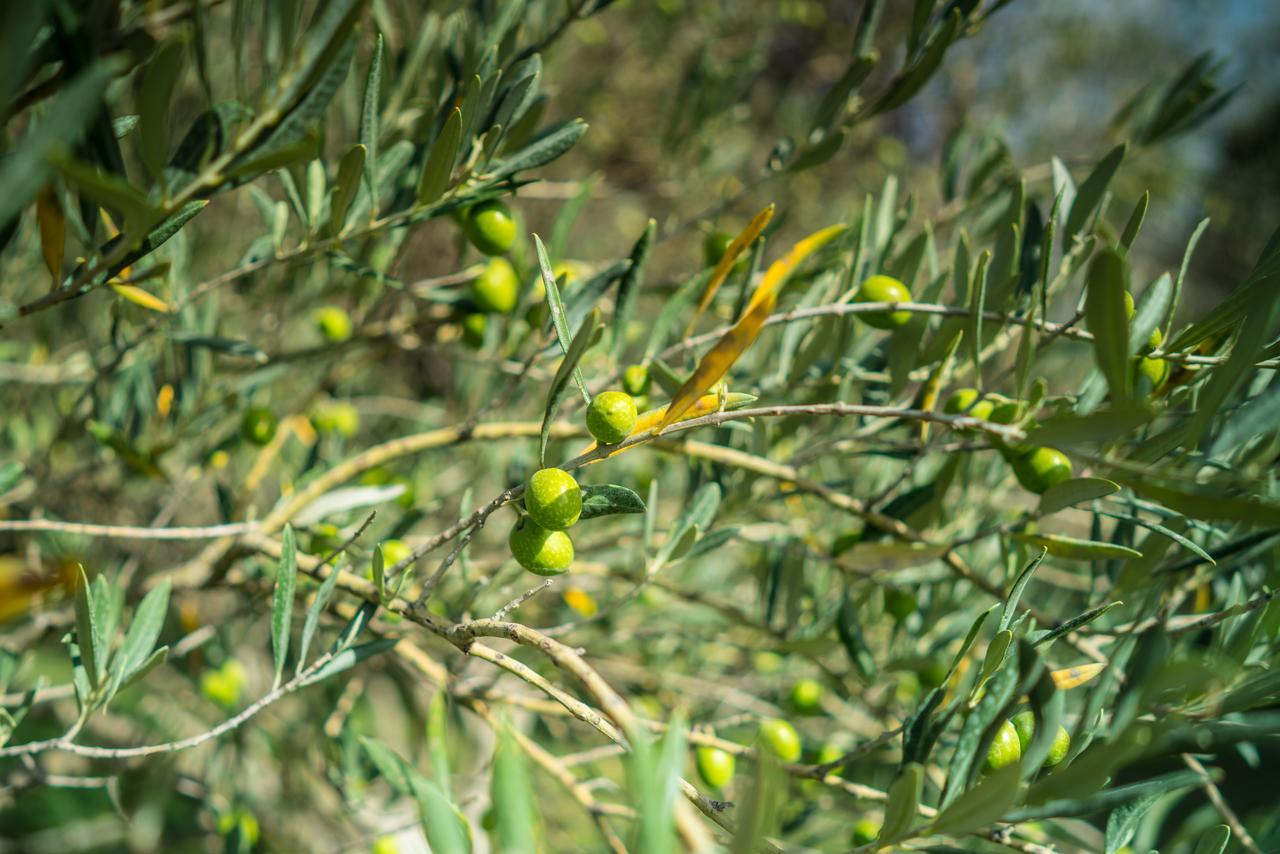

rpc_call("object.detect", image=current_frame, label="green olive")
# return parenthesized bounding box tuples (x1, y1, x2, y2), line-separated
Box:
(524, 468, 582, 531)
(1011, 711, 1071, 768)
(314, 305, 353, 342)
(851, 818, 881, 846)
(461, 312, 488, 348)
(585, 390, 638, 445)
(1011, 447, 1073, 494)
(201, 660, 247, 709)
(471, 257, 519, 314)
(854, 275, 912, 329)
(1136, 355, 1168, 391)
(917, 659, 949, 690)
(462, 199, 517, 256)
(312, 401, 360, 438)
(983, 719, 1022, 774)
(884, 588, 918, 622)
(789, 678, 824, 715)
(508, 518, 574, 575)
(622, 364, 651, 397)
(758, 718, 802, 763)
(695, 746, 736, 789)
(240, 406, 277, 446)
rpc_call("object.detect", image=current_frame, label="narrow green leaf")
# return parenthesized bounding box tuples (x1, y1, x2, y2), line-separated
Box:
(579, 484, 647, 520)
(116, 580, 170, 682)
(271, 525, 298, 689)
(119, 645, 168, 691)
(417, 107, 462, 205)
(613, 219, 656, 359)
(73, 566, 100, 689)
(1039, 477, 1121, 515)
(1118, 191, 1148, 251)
(360, 736, 472, 853)
(359, 32, 384, 212)
(371, 544, 386, 604)
(138, 39, 186, 180)
(302, 637, 396, 685)
(492, 725, 539, 854)
(1119, 480, 1280, 527)
(928, 763, 1020, 837)
(426, 691, 452, 796)
(981, 630, 1014, 682)
(539, 308, 602, 465)
(1166, 217, 1210, 339)
(879, 762, 925, 844)
(1064, 143, 1126, 245)
(533, 234, 589, 401)
(329, 143, 365, 236)
(1097, 510, 1215, 565)
(0, 59, 120, 232)
(1192, 825, 1231, 854)
(1032, 601, 1124, 647)
(1103, 792, 1161, 853)
(489, 119, 587, 181)
(1129, 272, 1171, 357)
(1001, 551, 1046, 631)
(870, 10, 960, 115)
(296, 561, 342, 675)
(968, 250, 990, 383)
(1012, 532, 1142, 561)
(1085, 249, 1132, 403)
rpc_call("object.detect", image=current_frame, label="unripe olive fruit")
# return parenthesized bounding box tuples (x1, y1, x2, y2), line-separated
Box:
(471, 258, 519, 314)
(753, 650, 784, 674)
(758, 718, 802, 762)
(1136, 355, 1168, 390)
(312, 401, 360, 438)
(815, 742, 844, 768)
(884, 588, 918, 622)
(983, 719, 1022, 773)
(854, 274, 912, 329)
(524, 468, 582, 531)
(1011, 711, 1070, 767)
(201, 660, 247, 709)
(508, 518, 574, 575)
(217, 808, 260, 845)
(314, 305, 353, 342)
(462, 199, 517, 256)
(1011, 447, 1073, 494)
(695, 746, 736, 789)
(943, 387, 979, 415)
(240, 406, 277, 446)
(371, 836, 400, 854)
(851, 818, 881, 846)
(622, 364, 651, 397)
(585, 390, 638, 445)
(789, 678, 824, 715)
(917, 659, 949, 690)
(460, 312, 487, 349)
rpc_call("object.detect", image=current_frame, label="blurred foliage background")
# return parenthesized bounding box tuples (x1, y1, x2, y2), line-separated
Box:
(2, 1, 1279, 853)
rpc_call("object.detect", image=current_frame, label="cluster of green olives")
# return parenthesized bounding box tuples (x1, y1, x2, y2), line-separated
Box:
(942, 388, 1073, 494)
(508, 391, 640, 575)
(983, 710, 1070, 773)
(454, 199, 519, 348)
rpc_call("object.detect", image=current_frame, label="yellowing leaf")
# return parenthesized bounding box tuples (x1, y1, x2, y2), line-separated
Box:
(1050, 663, 1105, 690)
(658, 223, 846, 433)
(562, 586, 598, 617)
(156, 384, 174, 417)
(37, 185, 65, 282)
(111, 283, 172, 313)
(685, 204, 774, 334)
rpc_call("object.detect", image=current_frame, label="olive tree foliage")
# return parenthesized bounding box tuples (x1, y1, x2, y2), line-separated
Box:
(1, 1, 1277, 852)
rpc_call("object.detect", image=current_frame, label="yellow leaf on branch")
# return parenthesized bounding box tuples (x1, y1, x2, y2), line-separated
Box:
(657, 222, 846, 434)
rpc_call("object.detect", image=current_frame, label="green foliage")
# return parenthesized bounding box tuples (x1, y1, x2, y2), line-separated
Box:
(1, 2, 1277, 853)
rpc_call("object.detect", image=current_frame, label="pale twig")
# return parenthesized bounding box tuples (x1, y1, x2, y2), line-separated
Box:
(0, 649, 340, 759)
(1182, 753, 1261, 854)
(492, 580, 555, 621)
(0, 519, 255, 540)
